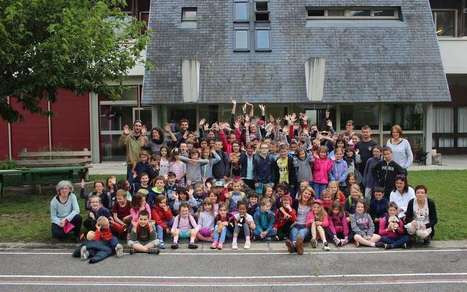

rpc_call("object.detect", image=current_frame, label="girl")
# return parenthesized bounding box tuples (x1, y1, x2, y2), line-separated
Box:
(208, 191, 219, 215)
(306, 200, 330, 251)
(389, 175, 415, 220)
(130, 191, 151, 227)
(152, 195, 174, 249)
(375, 202, 410, 249)
(328, 181, 346, 208)
(262, 185, 276, 205)
(342, 172, 358, 198)
(200, 147, 221, 182)
(274, 183, 293, 211)
(321, 189, 333, 212)
(329, 138, 347, 160)
(330, 148, 348, 187)
(171, 202, 199, 249)
(179, 150, 209, 186)
(351, 199, 381, 247)
(226, 179, 247, 213)
(158, 146, 170, 178)
(111, 190, 132, 238)
(232, 201, 256, 249)
(117, 179, 133, 201)
(326, 202, 350, 247)
(80, 180, 110, 210)
(363, 146, 382, 202)
(169, 148, 187, 186)
(275, 196, 297, 240)
(196, 199, 216, 242)
(211, 203, 231, 250)
(295, 181, 310, 200)
(285, 187, 314, 255)
(345, 184, 363, 215)
(344, 147, 362, 185)
(105, 176, 117, 208)
(172, 188, 198, 214)
(311, 146, 333, 199)
(229, 152, 242, 178)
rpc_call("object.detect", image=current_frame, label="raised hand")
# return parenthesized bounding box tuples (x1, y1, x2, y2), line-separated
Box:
(80, 178, 85, 189)
(164, 123, 172, 133)
(141, 125, 147, 136)
(199, 118, 206, 127)
(290, 113, 297, 123)
(123, 124, 130, 135)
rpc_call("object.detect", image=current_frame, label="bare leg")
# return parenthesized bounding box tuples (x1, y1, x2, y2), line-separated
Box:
(132, 243, 149, 253)
(311, 222, 317, 239)
(171, 229, 179, 244)
(317, 226, 327, 243)
(190, 229, 198, 244)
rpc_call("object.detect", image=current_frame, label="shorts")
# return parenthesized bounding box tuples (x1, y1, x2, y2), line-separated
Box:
(199, 227, 212, 237)
(180, 230, 191, 239)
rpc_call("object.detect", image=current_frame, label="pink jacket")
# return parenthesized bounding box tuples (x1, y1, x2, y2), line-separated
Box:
(328, 213, 349, 237)
(312, 157, 333, 184)
(130, 203, 151, 226)
(306, 211, 329, 228)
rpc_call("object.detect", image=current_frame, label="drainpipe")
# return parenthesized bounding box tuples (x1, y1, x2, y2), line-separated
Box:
(47, 100, 52, 153)
(7, 97, 12, 160)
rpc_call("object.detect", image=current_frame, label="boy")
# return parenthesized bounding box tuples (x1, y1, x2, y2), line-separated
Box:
(134, 151, 156, 182)
(232, 201, 256, 249)
(128, 210, 160, 255)
(111, 189, 132, 238)
(165, 172, 178, 209)
(83, 195, 112, 234)
(148, 176, 166, 208)
(373, 147, 404, 198)
(369, 186, 389, 231)
(247, 193, 259, 216)
(253, 197, 277, 241)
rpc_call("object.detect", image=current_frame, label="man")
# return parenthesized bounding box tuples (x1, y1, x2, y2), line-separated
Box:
(356, 125, 378, 175)
(240, 143, 256, 190)
(342, 120, 354, 142)
(212, 140, 229, 182)
(175, 118, 190, 147)
(119, 120, 148, 182)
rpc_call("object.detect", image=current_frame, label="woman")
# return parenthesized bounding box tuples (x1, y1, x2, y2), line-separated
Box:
(285, 187, 314, 255)
(389, 175, 415, 220)
(386, 125, 413, 171)
(50, 180, 82, 241)
(404, 185, 438, 244)
(148, 128, 166, 155)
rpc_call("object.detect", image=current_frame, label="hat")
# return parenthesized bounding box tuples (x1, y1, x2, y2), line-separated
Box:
(313, 199, 323, 206)
(213, 180, 225, 187)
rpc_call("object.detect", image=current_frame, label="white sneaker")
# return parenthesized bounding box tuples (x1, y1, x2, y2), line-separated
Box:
(80, 246, 89, 261)
(232, 242, 238, 250)
(115, 244, 124, 258)
(244, 240, 251, 249)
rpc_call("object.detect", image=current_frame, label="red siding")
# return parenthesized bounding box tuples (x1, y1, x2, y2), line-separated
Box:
(51, 89, 90, 151)
(0, 119, 8, 160)
(10, 99, 49, 158)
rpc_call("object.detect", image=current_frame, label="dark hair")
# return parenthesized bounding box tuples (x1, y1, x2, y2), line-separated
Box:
(388, 201, 399, 210)
(94, 180, 105, 188)
(237, 201, 247, 209)
(248, 192, 258, 199)
(178, 202, 189, 212)
(371, 145, 383, 153)
(382, 146, 392, 153)
(156, 195, 166, 204)
(373, 186, 385, 194)
(167, 172, 176, 178)
(356, 198, 367, 211)
(275, 183, 288, 193)
(139, 210, 149, 218)
(414, 185, 428, 194)
(179, 118, 189, 125)
(361, 125, 371, 131)
(331, 201, 343, 213)
(140, 172, 149, 178)
(131, 193, 143, 209)
(394, 175, 409, 194)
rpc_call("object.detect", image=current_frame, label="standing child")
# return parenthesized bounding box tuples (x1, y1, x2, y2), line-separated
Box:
(253, 197, 277, 241)
(159, 146, 170, 178)
(232, 201, 256, 249)
(275, 196, 297, 240)
(330, 148, 348, 188)
(169, 149, 187, 186)
(111, 190, 132, 238)
(152, 195, 174, 249)
(179, 150, 210, 186)
(375, 202, 410, 249)
(196, 199, 216, 242)
(326, 202, 350, 247)
(171, 202, 199, 249)
(306, 200, 330, 251)
(373, 147, 404, 199)
(128, 210, 159, 255)
(134, 151, 156, 183)
(351, 199, 381, 247)
(293, 148, 313, 187)
(211, 203, 231, 250)
(311, 146, 333, 198)
(363, 146, 382, 202)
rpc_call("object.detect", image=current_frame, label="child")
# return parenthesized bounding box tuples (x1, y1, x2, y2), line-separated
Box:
(344, 147, 362, 184)
(351, 199, 381, 247)
(134, 173, 151, 195)
(369, 186, 389, 231)
(375, 202, 410, 249)
(117, 179, 133, 201)
(169, 148, 187, 186)
(247, 193, 259, 216)
(232, 201, 256, 249)
(293, 148, 313, 186)
(262, 185, 276, 206)
(342, 173, 358, 198)
(208, 191, 219, 215)
(152, 195, 174, 249)
(363, 146, 382, 202)
(226, 179, 247, 213)
(306, 200, 330, 251)
(130, 191, 152, 227)
(148, 176, 165, 208)
(159, 146, 170, 178)
(171, 202, 199, 249)
(326, 202, 350, 247)
(275, 196, 297, 240)
(211, 203, 231, 250)
(274, 183, 294, 212)
(253, 197, 277, 241)
(105, 176, 118, 209)
(134, 151, 156, 183)
(172, 187, 198, 214)
(373, 147, 404, 199)
(311, 146, 333, 199)
(192, 183, 207, 213)
(286, 187, 314, 255)
(295, 181, 310, 200)
(330, 148, 348, 187)
(128, 210, 160, 255)
(80, 180, 110, 210)
(88, 216, 123, 257)
(165, 172, 178, 209)
(196, 199, 216, 242)
(345, 184, 363, 215)
(111, 190, 132, 238)
(328, 181, 346, 207)
(321, 189, 333, 212)
(83, 195, 112, 234)
(179, 149, 210, 186)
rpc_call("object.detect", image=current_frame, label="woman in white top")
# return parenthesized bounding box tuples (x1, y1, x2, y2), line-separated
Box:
(389, 175, 415, 219)
(386, 125, 413, 170)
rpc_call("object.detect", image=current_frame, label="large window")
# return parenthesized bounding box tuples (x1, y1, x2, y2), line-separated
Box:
(340, 105, 379, 130)
(382, 104, 424, 131)
(306, 7, 400, 20)
(432, 10, 457, 37)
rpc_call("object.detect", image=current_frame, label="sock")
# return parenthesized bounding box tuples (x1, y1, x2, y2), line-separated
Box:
(232, 237, 238, 244)
(245, 236, 250, 242)
(173, 235, 179, 244)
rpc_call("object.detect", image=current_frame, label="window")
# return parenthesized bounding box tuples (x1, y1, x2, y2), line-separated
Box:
(234, 1, 249, 21)
(340, 105, 379, 130)
(382, 104, 424, 131)
(306, 7, 400, 20)
(465, 9, 467, 36)
(182, 7, 198, 28)
(234, 29, 249, 51)
(255, 29, 270, 50)
(432, 10, 457, 37)
(255, 1, 270, 21)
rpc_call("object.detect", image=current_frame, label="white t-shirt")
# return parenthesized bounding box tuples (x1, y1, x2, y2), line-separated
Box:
(390, 186, 416, 218)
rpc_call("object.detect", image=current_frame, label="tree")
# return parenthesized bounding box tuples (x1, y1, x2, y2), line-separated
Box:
(0, 0, 148, 122)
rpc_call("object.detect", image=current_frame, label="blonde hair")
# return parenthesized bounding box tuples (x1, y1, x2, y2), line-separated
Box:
(96, 216, 109, 227)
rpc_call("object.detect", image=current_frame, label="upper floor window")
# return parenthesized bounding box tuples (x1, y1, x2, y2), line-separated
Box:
(306, 7, 400, 20)
(182, 7, 198, 28)
(255, 0, 270, 22)
(432, 10, 457, 37)
(234, 0, 249, 21)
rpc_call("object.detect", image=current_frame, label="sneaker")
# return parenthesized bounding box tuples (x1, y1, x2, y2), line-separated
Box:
(80, 246, 89, 261)
(333, 236, 341, 247)
(322, 242, 330, 251)
(171, 243, 179, 249)
(341, 238, 348, 246)
(115, 244, 124, 258)
(375, 242, 385, 248)
(211, 241, 218, 249)
(244, 240, 251, 250)
(402, 243, 408, 249)
(159, 242, 166, 249)
(285, 239, 295, 253)
(129, 247, 135, 255)
(217, 243, 223, 250)
(188, 243, 198, 249)
(423, 239, 431, 246)
(296, 237, 304, 255)
(148, 247, 160, 255)
(310, 238, 317, 248)
(232, 242, 238, 250)
(385, 244, 393, 250)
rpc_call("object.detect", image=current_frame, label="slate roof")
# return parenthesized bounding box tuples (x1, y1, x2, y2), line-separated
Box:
(142, 0, 451, 104)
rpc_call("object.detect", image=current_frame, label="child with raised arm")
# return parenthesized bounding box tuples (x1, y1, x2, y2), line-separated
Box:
(179, 149, 210, 186)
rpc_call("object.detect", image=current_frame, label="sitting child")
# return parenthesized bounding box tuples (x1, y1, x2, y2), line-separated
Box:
(172, 187, 198, 215)
(211, 203, 231, 250)
(369, 186, 389, 231)
(152, 195, 174, 249)
(226, 179, 247, 213)
(253, 197, 277, 241)
(247, 193, 259, 216)
(275, 196, 296, 240)
(148, 176, 166, 208)
(83, 195, 112, 235)
(171, 202, 199, 249)
(232, 201, 256, 249)
(326, 201, 350, 247)
(196, 199, 216, 242)
(351, 199, 381, 247)
(130, 191, 152, 227)
(274, 183, 294, 212)
(306, 200, 330, 251)
(111, 190, 132, 239)
(375, 202, 410, 249)
(345, 184, 363, 214)
(128, 210, 159, 255)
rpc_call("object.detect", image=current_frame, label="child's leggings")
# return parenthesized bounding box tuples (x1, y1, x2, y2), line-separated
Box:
(380, 235, 410, 248)
(213, 225, 227, 244)
(233, 222, 250, 237)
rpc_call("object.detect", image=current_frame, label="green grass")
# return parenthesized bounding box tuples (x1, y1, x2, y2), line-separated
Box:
(0, 170, 466, 242)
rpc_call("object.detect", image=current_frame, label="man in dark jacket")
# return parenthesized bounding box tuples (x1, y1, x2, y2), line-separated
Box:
(240, 143, 256, 190)
(212, 140, 229, 181)
(253, 143, 275, 188)
(373, 147, 404, 199)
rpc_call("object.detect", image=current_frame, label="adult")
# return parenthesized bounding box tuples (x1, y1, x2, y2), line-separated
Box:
(175, 118, 190, 146)
(212, 140, 230, 182)
(147, 127, 164, 154)
(389, 175, 415, 219)
(50, 180, 82, 241)
(119, 120, 148, 181)
(356, 125, 377, 174)
(404, 185, 438, 244)
(240, 143, 256, 190)
(342, 120, 355, 142)
(386, 125, 413, 172)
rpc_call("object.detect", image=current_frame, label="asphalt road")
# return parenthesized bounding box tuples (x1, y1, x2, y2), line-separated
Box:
(0, 247, 466, 291)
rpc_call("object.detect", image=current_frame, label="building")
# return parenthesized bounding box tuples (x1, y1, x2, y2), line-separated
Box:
(1, 0, 464, 163)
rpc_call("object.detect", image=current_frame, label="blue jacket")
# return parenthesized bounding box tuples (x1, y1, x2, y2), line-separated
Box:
(254, 209, 275, 233)
(330, 159, 348, 184)
(369, 197, 389, 220)
(253, 154, 275, 184)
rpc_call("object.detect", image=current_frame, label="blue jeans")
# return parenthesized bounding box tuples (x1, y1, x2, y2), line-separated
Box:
(380, 235, 410, 248)
(254, 227, 277, 238)
(156, 220, 173, 243)
(213, 225, 228, 244)
(311, 183, 327, 199)
(289, 225, 310, 242)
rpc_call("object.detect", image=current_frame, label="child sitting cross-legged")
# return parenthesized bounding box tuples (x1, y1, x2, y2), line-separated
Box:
(232, 201, 256, 250)
(171, 202, 199, 249)
(128, 210, 160, 255)
(253, 197, 277, 241)
(152, 195, 174, 249)
(351, 199, 381, 247)
(375, 202, 410, 249)
(196, 199, 216, 242)
(275, 195, 296, 240)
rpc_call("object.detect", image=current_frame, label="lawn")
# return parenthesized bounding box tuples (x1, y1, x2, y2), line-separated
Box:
(0, 171, 465, 242)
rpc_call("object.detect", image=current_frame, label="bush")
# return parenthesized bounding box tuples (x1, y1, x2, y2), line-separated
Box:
(0, 160, 17, 170)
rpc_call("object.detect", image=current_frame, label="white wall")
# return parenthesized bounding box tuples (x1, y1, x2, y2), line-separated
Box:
(439, 38, 467, 74)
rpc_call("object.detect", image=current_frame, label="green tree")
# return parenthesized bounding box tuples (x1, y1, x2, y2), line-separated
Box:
(0, 0, 148, 122)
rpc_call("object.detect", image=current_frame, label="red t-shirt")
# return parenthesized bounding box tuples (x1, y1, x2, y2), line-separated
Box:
(112, 201, 131, 220)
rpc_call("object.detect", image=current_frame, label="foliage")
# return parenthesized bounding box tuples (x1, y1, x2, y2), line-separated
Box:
(0, 160, 17, 170)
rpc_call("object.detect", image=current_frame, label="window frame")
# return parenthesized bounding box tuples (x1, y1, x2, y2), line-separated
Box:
(306, 7, 400, 20)
(234, 27, 250, 52)
(234, 0, 250, 22)
(255, 27, 271, 51)
(182, 7, 198, 22)
(432, 9, 458, 38)
(254, 0, 270, 22)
